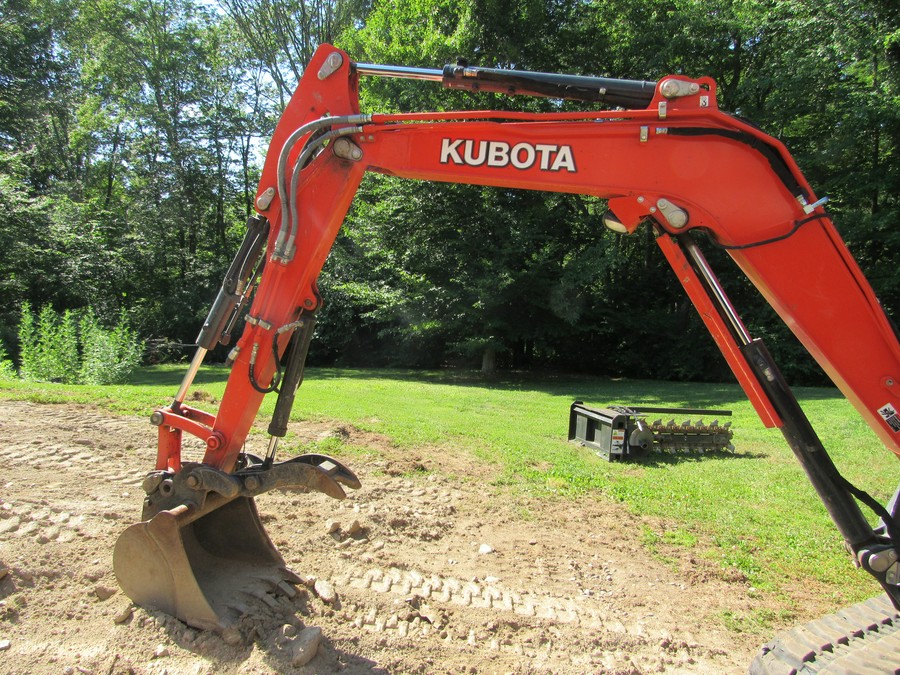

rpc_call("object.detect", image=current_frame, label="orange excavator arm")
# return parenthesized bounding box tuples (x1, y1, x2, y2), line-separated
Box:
(225, 46, 900, 461)
(116, 44, 899, 634)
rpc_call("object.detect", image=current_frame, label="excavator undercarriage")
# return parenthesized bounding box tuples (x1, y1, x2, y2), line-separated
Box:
(112, 45, 900, 670)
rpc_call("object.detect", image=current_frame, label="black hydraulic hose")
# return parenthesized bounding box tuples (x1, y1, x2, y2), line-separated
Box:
(221, 254, 267, 346)
(249, 336, 283, 395)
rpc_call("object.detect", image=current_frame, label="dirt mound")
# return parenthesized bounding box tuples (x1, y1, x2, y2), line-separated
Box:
(0, 400, 763, 673)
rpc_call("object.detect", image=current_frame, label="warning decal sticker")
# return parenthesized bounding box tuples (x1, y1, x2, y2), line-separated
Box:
(877, 403, 900, 432)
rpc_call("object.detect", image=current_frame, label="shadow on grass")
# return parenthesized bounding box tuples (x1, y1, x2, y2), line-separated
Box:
(127, 364, 847, 408)
(307, 367, 748, 406)
(127, 364, 232, 387)
(310, 367, 845, 399)
(634, 450, 769, 467)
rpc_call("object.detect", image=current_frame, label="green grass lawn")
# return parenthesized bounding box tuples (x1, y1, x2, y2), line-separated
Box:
(2, 365, 898, 614)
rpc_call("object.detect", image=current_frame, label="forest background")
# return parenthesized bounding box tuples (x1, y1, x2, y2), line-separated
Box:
(2, 0, 899, 383)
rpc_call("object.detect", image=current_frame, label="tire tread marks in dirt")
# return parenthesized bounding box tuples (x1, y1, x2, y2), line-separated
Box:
(0, 400, 763, 673)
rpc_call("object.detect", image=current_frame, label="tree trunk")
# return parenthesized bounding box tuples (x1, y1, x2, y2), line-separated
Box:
(481, 346, 497, 374)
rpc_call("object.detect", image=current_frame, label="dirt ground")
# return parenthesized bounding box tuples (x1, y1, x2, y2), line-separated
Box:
(0, 399, 798, 674)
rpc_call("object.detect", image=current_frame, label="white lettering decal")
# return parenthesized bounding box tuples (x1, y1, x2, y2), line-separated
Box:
(487, 141, 509, 167)
(535, 144, 557, 170)
(510, 143, 536, 169)
(464, 140, 487, 166)
(440, 138, 464, 164)
(440, 138, 576, 173)
(550, 146, 576, 172)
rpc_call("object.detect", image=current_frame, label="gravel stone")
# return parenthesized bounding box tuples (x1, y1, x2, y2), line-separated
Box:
(113, 606, 133, 624)
(314, 578, 336, 604)
(94, 585, 117, 601)
(290, 626, 322, 667)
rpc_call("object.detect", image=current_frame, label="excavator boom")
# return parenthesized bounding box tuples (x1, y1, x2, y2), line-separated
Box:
(114, 45, 899, 665)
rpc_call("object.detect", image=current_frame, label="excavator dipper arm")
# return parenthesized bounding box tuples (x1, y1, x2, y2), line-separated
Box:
(119, 44, 900, 639)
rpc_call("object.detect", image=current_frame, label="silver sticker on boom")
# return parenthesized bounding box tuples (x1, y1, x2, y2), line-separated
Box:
(877, 402, 900, 432)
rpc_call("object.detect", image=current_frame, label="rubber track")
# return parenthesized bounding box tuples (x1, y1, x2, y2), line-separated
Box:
(750, 594, 900, 674)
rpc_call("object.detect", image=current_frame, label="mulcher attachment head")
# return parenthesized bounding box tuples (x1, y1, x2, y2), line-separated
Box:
(113, 454, 360, 632)
(568, 402, 734, 461)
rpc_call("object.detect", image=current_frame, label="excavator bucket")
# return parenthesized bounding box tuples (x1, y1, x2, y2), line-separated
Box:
(114, 455, 360, 632)
(114, 498, 295, 631)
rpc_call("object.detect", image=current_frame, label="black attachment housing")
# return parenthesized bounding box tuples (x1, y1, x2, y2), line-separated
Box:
(569, 402, 653, 461)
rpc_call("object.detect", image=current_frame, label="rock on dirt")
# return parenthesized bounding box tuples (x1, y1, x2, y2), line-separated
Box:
(113, 605, 133, 624)
(94, 584, 117, 601)
(314, 578, 337, 604)
(289, 626, 323, 666)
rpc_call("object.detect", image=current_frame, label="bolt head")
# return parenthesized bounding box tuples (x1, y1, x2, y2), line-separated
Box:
(660, 79, 678, 98)
(668, 211, 689, 228)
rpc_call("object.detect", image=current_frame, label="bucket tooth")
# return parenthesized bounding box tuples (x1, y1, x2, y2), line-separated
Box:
(286, 454, 361, 490)
(279, 566, 304, 585)
(277, 580, 299, 598)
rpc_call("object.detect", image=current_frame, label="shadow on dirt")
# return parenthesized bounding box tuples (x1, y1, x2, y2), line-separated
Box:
(137, 595, 388, 674)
